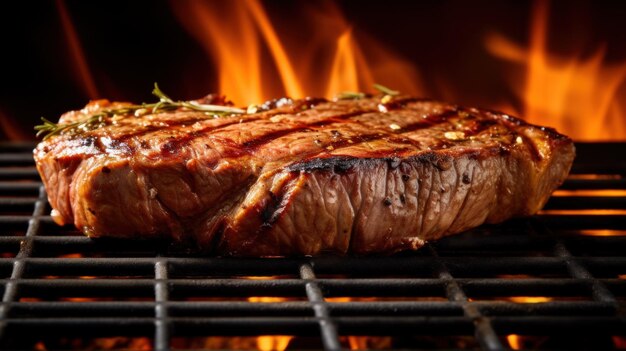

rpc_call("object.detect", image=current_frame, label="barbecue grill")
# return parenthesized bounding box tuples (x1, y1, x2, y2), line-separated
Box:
(0, 142, 624, 351)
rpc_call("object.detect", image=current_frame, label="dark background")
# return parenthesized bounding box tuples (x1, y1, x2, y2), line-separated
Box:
(1, 0, 625, 140)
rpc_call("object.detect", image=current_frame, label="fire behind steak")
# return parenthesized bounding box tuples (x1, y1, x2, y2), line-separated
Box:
(34, 95, 575, 256)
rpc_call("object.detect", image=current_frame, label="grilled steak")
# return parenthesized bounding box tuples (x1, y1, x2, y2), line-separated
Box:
(34, 95, 575, 256)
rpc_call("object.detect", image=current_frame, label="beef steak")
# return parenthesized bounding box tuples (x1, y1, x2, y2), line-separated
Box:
(34, 95, 575, 256)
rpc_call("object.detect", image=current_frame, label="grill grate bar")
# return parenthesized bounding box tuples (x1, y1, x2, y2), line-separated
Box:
(0, 142, 625, 350)
(0, 167, 40, 180)
(0, 185, 46, 345)
(0, 277, 614, 295)
(560, 178, 626, 190)
(490, 316, 626, 335)
(154, 259, 169, 351)
(544, 196, 626, 210)
(553, 240, 617, 304)
(537, 214, 626, 230)
(429, 245, 505, 351)
(3, 299, 617, 317)
(0, 153, 37, 165)
(0, 197, 39, 205)
(300, 263, 342, 350)
(0, 182, 42, 197)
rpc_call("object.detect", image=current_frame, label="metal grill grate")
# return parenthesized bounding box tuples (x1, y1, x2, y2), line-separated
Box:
(0, 142, 624, 350)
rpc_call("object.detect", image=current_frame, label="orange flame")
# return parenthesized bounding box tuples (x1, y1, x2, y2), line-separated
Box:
(35, 337, 152, 351)
(56, 0, 99, 99)
(171, 0, 423, 105)
(506, 296, 553, 349)
(485, 0, 626, 141)
(245, 277, 292, 351)
(0, 108, 29, 140)
(245, 0, 304, 99)
(326, 29, 362, 97)
(343, 336, 392, 350)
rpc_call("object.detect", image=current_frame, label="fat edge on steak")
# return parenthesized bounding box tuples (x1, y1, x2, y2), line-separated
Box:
(34, 96, 575, 256)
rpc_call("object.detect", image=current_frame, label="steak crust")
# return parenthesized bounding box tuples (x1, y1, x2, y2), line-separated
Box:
(34, 96, 575, 256)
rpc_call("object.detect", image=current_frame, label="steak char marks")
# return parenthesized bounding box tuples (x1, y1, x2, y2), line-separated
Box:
(34, 96, 575, 256)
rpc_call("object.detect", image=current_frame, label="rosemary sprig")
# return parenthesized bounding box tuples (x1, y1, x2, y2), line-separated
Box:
(35, 115, 106, 140)
(336, 91, 367, 100)
(336, 83, 400, 101)
(373, 83, 399, 96)
(35, 83, 245, 140)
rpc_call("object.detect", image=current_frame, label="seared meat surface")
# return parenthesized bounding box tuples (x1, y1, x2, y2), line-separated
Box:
(34, 95, 575, 256)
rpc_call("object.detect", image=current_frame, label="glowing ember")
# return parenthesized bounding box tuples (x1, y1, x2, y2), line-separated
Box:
(552, 189, 626, 197)
(543, 186, 626, 217)
(343, 336, 393, 350)
(566, 174, 622, 180)
(579, 230, 626, 237)
(539, 209, 626, 215)
(613, 336, 626, 349)
(326, 296, 447, 302)
(171, 0, 422, 105)
(508, 296, 552, 303)
(506, 334, 522, 350)
(254, 334, 291, 351)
